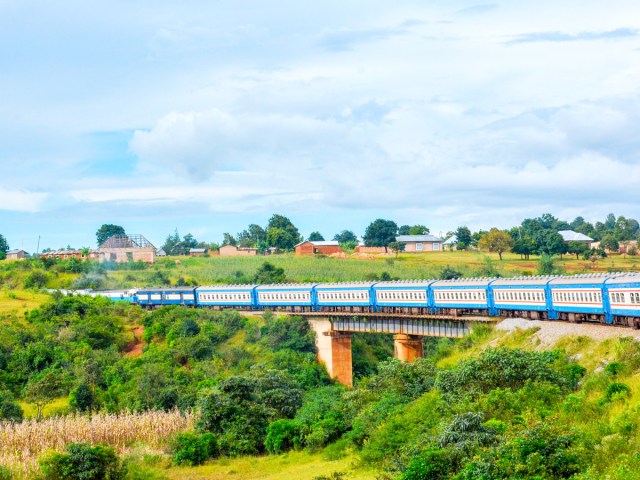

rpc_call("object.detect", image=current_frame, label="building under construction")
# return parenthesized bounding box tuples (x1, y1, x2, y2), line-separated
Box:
(97, 234, 156, 264)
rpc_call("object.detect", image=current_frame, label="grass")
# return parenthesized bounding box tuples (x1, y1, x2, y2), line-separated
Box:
(19, 397, 70, 419)
(164, 450, 378, 480)
(0, 288, 49, 315)
(101, 250, 640, 288)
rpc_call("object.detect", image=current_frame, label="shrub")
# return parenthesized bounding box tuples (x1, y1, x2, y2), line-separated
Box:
(264, 419, 300, 454)
(170, 432, 217, 466)
(0, 390, 23, 422)
(0, 465, 11, 480)
(23, 270, 49, 289)
(605, 382, 631, 402)
(39, 442, 124, 480)
(399, 448, 454, 480)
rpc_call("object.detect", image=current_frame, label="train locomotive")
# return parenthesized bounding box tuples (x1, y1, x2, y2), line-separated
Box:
(79, 273, 640, 327)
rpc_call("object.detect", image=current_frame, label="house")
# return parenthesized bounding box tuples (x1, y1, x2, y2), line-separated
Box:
(156, 248, 167, 257)
(558, 230, 593, 243)
(295, 241, 344, 256)
(189, 248, 208, 257)
(395, 235, 444, 252)
(97, 234, 156, 264)
(443, 235, 458, 251)
(355, 245, 387, 254)
(218, 245, 258, 256)
(5, 249, 27, 260)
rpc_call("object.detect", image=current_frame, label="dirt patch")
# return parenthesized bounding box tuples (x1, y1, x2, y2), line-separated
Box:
(125, 326, 145, 357)
(496, 317, 640, 347)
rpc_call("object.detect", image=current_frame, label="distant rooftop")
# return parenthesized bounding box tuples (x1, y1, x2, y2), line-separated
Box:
(99, 234, 155, 249)
(558, 230, 593, 242)
(296, 240, 340, 247)
(396, 235, 444, 242)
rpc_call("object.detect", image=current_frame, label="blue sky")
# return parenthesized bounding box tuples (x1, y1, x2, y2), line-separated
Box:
(1, 1, 640, 251)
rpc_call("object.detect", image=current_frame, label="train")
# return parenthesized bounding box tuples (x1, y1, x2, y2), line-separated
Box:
(67, 272, 640, 327)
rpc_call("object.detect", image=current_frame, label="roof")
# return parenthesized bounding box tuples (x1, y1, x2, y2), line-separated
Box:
(375, 280, 437, 288)
(558, 230, 594, 242)
(315, 282, 377, 289)
(99, 234, 155, 249)
(189, 248, 207, 253)
(396, 235, 444, 242)
(443, 235, 457, 245)
(6, 249, 26, 254)
(491, 276, 557, 286)
(296, 241, 340, 247)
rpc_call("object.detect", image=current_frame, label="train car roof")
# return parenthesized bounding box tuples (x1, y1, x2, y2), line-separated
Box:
(197, 284, 258, 290)
(431, 278, 497, 287)
(255, 283, 317, 290)
(374, 279, 437, 287)
(603, 272, 640, 285)
(315, 282, 378, 289)
(548, 273, 616, 286)
(491, 276, 556, 286)
(137, 286, 197, 293)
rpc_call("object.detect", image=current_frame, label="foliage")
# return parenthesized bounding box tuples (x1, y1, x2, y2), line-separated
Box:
(0, 389, 23, 422)
(440, 265, 462, 280)
(388, 241, 405, 258)
(308, 232, 325, 241)
(363, 219, 398, 247)
(261, 315, 316, 353)
(0, 234, 8, 260)
(23, 270, 49, 289)
(478, 228, 514, 260)
(537, 254, 561, 275)
(170, 432, 217, 466)
(39, 442, 124, 480)
(96, 224, 126, 247)
(264, 418, 301, 453)
(455, 226, 472, 250)
(254, 262, 286, 284)
(266, 214, 302, 250)
(333, 230, 358, 244)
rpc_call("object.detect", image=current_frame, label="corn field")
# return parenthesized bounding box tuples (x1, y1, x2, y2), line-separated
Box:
(0, 410, 194, 478)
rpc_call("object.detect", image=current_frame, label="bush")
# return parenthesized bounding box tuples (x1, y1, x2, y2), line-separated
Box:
(23, 270, 49, 289)
(0, 390, 23, 422)
(0, 465, 11, 480)
(399, 448, 454, 480)
(605, 382, 631, 402)
(265, 419, 301, 454)
(39, 442, 124, 480)
(170, 432, 218, 466)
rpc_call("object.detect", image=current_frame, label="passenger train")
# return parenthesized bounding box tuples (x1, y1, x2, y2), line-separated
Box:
(70, 272, 640, 327)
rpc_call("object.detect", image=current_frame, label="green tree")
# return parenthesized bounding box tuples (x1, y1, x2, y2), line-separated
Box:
(363, 219, 398, 247)
(254, 262, 286, 284)
(266, 214, 302, 250)
(222, 233, 237, 246)
(161, 229, 181, 255)
(39, 442, 124, 480)
(69, 381, 96, 414)
(333, 230, 358, 243)
(308, 231, 325, 241)
(541, 231, 567, 257)
(237, 224, 266, 248)
(0, 390, 23, 422)
(388, 241, 405, 258)
(399, 225, 430, 235)
(0, 233, 8, 260)
(455, 226, 472, 250)
(95, 224, 125, 246)
(567, 241, 589, 259)
(600, 234, 619, 252)
(23, 368, 68, 419)
(477, 228, 514, 260)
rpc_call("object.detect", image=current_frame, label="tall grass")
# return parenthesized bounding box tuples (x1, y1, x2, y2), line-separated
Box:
(0, 410, 194, 478)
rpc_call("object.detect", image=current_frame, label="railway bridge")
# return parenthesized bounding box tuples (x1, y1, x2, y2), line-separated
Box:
(302, 312, 497, 387)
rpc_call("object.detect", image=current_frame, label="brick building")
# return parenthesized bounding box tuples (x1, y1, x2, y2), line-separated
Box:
(295, 241, 344, 256)
(97, 234, 156, 264)
(218, 245, 258, 256)
(396, 235, 444, 252)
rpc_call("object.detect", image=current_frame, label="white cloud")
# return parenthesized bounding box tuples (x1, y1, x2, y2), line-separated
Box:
(0, 189, 48, 213)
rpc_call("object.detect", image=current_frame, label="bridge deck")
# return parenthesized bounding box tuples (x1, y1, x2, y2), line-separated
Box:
(238, 310, 498, 323)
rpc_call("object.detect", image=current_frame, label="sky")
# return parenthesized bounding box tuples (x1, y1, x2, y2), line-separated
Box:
(1, 1, 640, 252)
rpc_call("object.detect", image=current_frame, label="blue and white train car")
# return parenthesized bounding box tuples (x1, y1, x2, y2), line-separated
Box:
(432, 278, 495, 316)
(136, 287, 197, 308)
(91, 289, 138, 303)
(603, 273, 640, 327)
(315, 282, 376, 313)
(255, 283, 316, 312)
(373, 280, 435, 314)
(491, 276, 555, 320)
(548, 274, 610, 323)
(196, 284, 257, 310)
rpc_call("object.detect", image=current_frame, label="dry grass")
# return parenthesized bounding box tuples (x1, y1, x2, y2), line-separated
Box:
(0, 410, 194, 478)
(0, 288, 49, 315)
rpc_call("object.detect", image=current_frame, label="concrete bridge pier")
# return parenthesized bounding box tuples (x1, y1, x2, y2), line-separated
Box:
(309, 319, 353, 387)
(393, 334, 424, 363)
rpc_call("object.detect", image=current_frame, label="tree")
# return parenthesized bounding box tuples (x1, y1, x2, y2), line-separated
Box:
(477, 228, 514, 260)
(222, 233, 237, 246)
(567, 241, 589, 260)
(600, 234, 619, 253)
(162, 229, 181, 255)
(333, 230, 358, 244)
(399, 225, 430, 235)
(388, 241, 405, 258)
(237, 224, 266, 248)
(69, 381, 96, 414)
(307, 231, 325, 241)
(95, 224, 125, 246)
(0, 389, 23, 422)
(455, 226, 472, 250)
(0, 233, 8, 260)
(254, 262, 286, 284)
(23, 368, 68, 419)
(363, 219, 398, 247)
(541, 231, 566, 257)
(266, 214, 302, 250)
(512, 237, 536, 260)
